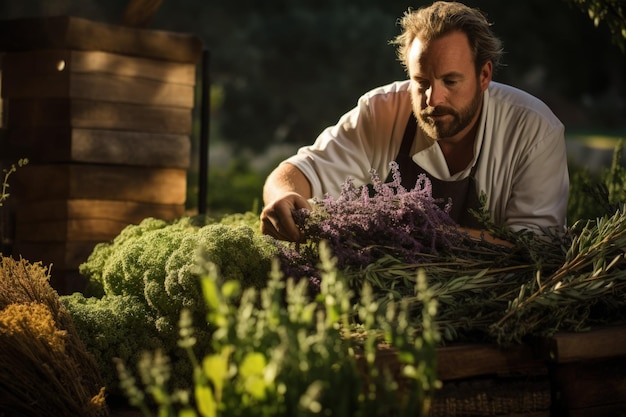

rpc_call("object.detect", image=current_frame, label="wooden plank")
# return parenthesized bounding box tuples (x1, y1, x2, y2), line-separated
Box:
(436, 343, 547, 381)
(7, 98, 192, 134)
(7, 127, 190, 168)
(551, 357, 626, 410)
(15, 219, 138, 242)
(0, 16, 202, 63)
(568, 403, 626, 417)
(1, 49, 196, 85)
(542, 324, 626, 363)
(14, 199, 184, 241)
(15, 199, 185, 223)
(12, 240, 99, 270)
(14, 164, 187, 205)
(2, 71, 195, 108)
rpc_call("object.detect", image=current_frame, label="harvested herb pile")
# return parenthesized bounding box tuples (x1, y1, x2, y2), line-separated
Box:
(283, 162, 626, 345)
(0, 256, 108, 417)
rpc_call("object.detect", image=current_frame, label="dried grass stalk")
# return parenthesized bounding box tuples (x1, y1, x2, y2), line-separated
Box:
(0, 256, 108, 417)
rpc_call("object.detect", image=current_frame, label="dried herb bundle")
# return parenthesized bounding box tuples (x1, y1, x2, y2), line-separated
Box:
(285, 163, 626, 345)
(0, 256, 108, 417)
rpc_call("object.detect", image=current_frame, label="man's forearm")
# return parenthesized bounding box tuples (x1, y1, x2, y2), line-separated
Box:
(263, 162, 313, 205)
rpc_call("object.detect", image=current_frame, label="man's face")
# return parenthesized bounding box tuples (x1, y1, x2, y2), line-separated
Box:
(408, 31, 491, 143)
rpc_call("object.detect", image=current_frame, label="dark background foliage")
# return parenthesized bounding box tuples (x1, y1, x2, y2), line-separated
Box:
(1, 0, 625, 214)
(2, 0, 625, 152)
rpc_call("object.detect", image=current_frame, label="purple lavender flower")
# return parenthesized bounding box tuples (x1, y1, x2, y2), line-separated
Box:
(277, 162, 465, 293)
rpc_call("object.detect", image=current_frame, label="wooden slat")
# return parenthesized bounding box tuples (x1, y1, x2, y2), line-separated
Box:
(542, 325, 626, 363)
(568, 403, 626, 417)
(0, 15, 202, 63)
(12, 240, 100, 270)
(7, 127, 190, 168)
(14, 164, 187, 205)
(7, 98, 192, 134)
(2, 71, 195, 108)
(1, 49, 196, 85)
(16, 219, 138, 242)
(15, 199, 184, 241)
(551, 357, 626, 410)
(436, 343, 547, 381)
(16, 199, 185, 223)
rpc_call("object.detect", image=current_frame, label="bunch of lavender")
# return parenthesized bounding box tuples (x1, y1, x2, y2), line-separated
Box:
(280, 162, 465, 292)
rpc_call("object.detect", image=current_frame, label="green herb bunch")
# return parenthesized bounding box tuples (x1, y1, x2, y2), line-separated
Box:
(62, 213, 280, 392)
(116, 242, 441, 417)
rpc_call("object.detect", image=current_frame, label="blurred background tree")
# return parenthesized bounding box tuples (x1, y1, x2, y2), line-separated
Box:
(1, 0, 625, 214)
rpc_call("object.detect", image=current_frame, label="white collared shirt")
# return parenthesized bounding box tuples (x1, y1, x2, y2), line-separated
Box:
(285, 80, 569, 233)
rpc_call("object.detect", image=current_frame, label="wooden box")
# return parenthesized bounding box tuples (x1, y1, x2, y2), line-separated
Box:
(0, 16, 202, 294)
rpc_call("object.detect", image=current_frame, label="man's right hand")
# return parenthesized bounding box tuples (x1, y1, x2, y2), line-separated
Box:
(260, 192, 311, 242)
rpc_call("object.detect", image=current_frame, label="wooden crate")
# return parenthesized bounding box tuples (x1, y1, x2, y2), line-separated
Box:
(0, 16, 202, 294)
(368, 342, 551, 417)
(370, 326, 626, 416)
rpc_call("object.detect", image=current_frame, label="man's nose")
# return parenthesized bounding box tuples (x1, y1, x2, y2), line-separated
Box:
(426, 84, 445, 108)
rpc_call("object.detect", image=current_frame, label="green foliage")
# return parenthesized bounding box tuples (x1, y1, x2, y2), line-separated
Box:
(567, 140, 626, 222)
(60, 293, 164, 392)
(567, 0, 626, 51)
(206, 159, 265, 215)
(63, 213, 280, 392)
(116, 243, 440, 417)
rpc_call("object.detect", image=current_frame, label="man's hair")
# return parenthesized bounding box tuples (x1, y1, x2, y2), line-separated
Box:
(392, 1, 503, 75)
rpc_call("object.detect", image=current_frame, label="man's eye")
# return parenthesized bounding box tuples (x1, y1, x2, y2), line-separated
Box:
(416, 81, 429, 91)
(444, 79, 458, 87)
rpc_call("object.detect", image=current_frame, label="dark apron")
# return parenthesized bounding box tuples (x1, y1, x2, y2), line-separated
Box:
(384, 113, 483, 229)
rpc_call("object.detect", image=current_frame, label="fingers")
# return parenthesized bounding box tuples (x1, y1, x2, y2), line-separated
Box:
(260, 209, 301, 242)
(260, 194, 309, 242)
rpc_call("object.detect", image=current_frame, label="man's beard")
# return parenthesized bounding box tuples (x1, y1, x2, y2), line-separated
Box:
(415, 87, 482, 140)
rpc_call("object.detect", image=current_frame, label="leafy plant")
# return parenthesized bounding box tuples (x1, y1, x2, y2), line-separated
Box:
(62, 213, 280, 392)
(567, 140, 626, 222)
(116, 242, 440, 417)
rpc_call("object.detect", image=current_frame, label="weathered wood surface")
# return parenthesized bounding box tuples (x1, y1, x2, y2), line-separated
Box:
(2, 70, 195, 108)
(436, 343, 547, 381)
(12, 240, 99, 271)
(8, 98, 193, 134)
(6, 127, 190, 168)
(14, 164, 187, 205)
(551, 357, 626, 412)
(0, 15, 203, 63)
(1, 49, 196, 85)
(541, 324, 626, 363)
(15, 199, 184, 242)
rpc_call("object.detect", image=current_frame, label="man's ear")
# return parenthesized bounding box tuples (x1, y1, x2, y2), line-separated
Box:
(479, 61, 493, 91)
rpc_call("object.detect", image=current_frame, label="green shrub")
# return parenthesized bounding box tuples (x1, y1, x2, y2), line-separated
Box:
(116, 242, 440, 417)
(62, 213, 279, 392)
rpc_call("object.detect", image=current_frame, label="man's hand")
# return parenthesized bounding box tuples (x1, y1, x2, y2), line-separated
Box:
(260, 192, 311, 241)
